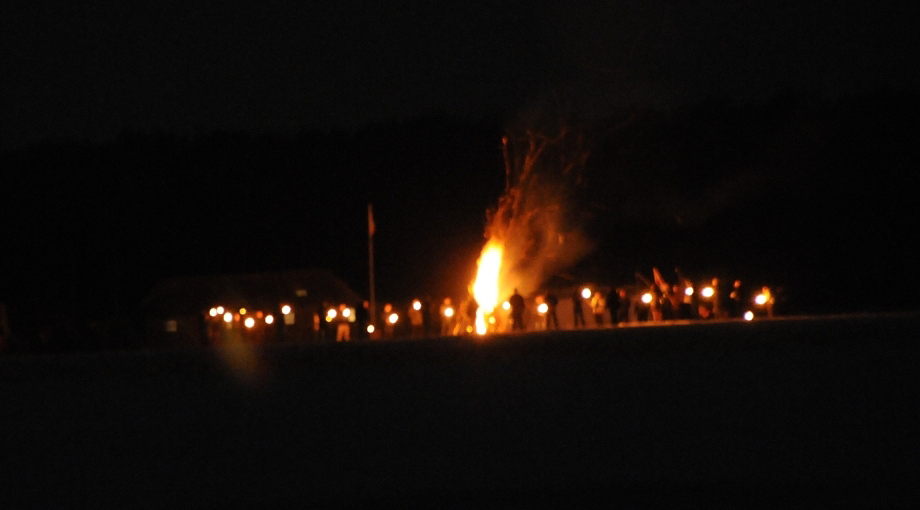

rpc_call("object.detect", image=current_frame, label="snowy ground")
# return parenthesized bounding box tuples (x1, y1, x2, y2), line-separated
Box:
(2, 313, 919, 507)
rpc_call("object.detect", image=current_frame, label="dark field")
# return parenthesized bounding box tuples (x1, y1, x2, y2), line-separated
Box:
(3, 314, 920, 508)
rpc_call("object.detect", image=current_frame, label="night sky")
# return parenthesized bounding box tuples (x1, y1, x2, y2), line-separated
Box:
(5, 1, 918, 147)
(3, 1, 920, 335)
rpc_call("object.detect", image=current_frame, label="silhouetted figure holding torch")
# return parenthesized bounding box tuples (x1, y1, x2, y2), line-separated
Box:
(439, 298, 456, 336)
(729, 280, 745, 319)
(591, 290, 606, 326)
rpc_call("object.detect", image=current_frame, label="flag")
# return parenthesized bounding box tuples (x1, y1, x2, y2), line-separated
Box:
(367, 203, 376, 237)
(652, 267, 668, 290)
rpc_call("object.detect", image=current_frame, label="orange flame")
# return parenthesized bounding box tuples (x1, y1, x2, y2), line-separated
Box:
(472, 239, 504, 335)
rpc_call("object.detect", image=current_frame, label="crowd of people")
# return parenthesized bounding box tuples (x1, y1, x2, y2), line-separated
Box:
(316, 271, 777, 341)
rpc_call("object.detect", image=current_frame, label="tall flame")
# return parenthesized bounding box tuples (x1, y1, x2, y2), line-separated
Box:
(472, 240, 503, 334)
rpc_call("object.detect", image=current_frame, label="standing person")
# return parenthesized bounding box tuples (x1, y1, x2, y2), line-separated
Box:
(607, 288, 622, 326)
(698, 279, 720, 320)
(572, 289, 586, 328)
(545, 292, 559, 330)
(710, 278, 725, 319)
(618, 288, 631, 324)
(728, 280, 745, 318)
(508, 289, 526, 331)
(354, 300, 370, 340)
(679, 281, 695, 319)
(757, 286, 776, 318)
(591, 290, 606, 327)
(439, 298, 455, 336)
(335, 304, 351, 342)
(666, 285, 683, 320)
(382, 303, 396, 339)
(459, 295, 478, 335)
(408, 299, 424, 339)
(315, 303, 329, 342)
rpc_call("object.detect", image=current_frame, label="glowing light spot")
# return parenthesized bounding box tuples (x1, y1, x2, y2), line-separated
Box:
(264, 314, 274, 325)
(209, 307, 218, 317)
(581, 287, 592, 299)
(367, 324, 375, 334)
(701, 286, 715, 298)
(342, 307, 352, 318)
(641, 292, 653, 304)
(443, 306, 455, 318)
(744, 311, 754, 321)
(223, 312, 233, 323)
(466, 326, 474, 333)
(684, 287, 694, 296)
(502, 301, 511, 311)
(239, 308, 247, 315)
(537, 303, 549, 314)
(244, 317, 255, 329)
(412, 299, 422, 311)
(256, 311, 263, 319)
(488, 316, 496, 325)
(216, 306, 225, 315)
(326, 308, 337, 320)
(755, 293, 768, 305)
(388, 312, 399, 325)
(281, 304, 292, 315)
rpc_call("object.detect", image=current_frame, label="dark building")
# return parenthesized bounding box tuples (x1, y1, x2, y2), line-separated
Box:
(140, 269, 362, 346)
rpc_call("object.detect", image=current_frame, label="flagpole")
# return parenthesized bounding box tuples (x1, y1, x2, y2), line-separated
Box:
(367, 203, 377, 330)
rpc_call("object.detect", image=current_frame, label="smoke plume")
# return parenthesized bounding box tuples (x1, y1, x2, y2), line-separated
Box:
(482, 122, 593, 298)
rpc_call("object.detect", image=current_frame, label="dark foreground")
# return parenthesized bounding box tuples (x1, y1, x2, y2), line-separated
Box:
(3, 314, 920, 508)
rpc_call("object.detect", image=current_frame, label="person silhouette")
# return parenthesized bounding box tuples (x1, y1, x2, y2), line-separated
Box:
(572, 289, 586, 328)
(545, 292, 559, 330)
(591, 290, 606, 326)
(509, 289, 525, 331)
